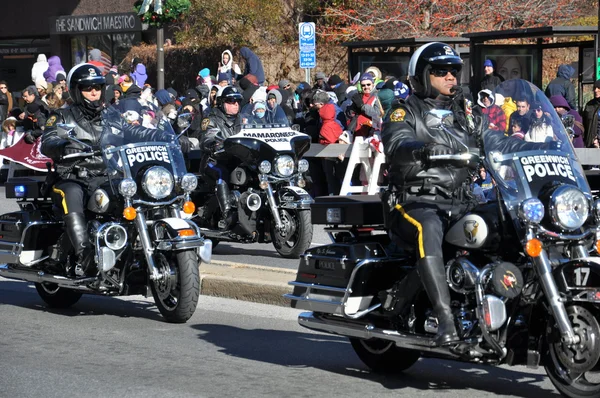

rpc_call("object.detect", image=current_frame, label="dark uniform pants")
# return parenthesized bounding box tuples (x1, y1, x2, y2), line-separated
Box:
(389, 200, 452, 260)
(51, 179, 86, 215)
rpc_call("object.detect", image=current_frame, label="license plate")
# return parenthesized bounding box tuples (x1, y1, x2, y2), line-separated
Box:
(316, 260, 337, 271)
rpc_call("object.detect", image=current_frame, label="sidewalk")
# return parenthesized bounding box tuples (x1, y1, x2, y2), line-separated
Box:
(200, 260, 296, 307)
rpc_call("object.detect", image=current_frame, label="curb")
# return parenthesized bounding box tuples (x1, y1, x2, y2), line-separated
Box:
(199, 260, 296, 307)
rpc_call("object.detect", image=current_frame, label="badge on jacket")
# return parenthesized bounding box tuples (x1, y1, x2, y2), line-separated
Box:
(390, 108, 406, 122)
(46, 115, 57, 127)
(201, 118, 211, 130)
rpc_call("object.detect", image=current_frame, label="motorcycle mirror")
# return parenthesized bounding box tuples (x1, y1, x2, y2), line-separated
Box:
(425, 110, 454, 129)
(177, 113, 192, 129)
(291, 124, 300, 132)
(56, 123, 76, 138)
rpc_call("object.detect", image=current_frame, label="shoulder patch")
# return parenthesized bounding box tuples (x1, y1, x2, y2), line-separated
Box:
(201, 118, 211, 130)
(46, 115, 57, 127)
(390, 108, 406, 122)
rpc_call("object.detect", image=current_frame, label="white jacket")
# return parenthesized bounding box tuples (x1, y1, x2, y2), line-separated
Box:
(31, 54, 49, 84)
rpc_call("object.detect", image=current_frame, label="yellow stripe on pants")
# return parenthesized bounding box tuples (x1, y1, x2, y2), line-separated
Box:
(52, 187, 68, 214)
(394, 204, 425, 259)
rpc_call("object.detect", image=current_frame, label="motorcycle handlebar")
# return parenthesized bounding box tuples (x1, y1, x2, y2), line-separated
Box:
(62, 150, 102, 160)
(428, 153, 480, 164)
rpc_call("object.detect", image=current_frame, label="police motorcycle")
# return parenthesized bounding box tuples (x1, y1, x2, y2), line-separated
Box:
(191, 103, 313, 259)
(0, 107, 212, 324)
(286, 79, 600, 397)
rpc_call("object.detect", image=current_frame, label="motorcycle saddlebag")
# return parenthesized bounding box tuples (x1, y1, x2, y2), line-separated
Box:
(310, 195, 385, 226)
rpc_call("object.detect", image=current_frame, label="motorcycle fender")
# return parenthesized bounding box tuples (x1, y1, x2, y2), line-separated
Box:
(152, 218, 212, 262)
(553, 258, 600, 300)
(278, 186, 313, 210)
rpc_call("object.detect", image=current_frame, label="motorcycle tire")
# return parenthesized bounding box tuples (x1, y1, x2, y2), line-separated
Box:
(34, 283, 82, 308)
(544, 305, 600, 398)
(150, 250, 200, 324)
(272, 209, 313, 259)
(350, 337, 420, 373)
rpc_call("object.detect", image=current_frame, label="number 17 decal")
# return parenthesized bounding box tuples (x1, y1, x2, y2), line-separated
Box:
(574, 267, 590, 286)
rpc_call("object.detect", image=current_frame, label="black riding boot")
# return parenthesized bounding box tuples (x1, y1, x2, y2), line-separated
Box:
(216, 180, 232, 229)
(417, 256, 460, 346)
(64, 212, 96, 277)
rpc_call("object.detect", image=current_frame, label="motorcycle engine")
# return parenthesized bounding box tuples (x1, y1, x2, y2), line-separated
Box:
(446, 257, 479, 294)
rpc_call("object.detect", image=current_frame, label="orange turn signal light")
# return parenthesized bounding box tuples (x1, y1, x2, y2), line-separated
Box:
(123, 206, 137, 220)
(178, 229, 195, 237)
(525, 238, 543, 257)
(595, 240, 600, 254)
(182, 201, 195, 214)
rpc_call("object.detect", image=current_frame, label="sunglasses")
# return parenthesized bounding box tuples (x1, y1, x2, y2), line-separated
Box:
(81, 84, 103, 92)
(224, 98, 241, 104)
(361, 83, 372, 88)
(430, 68, 460, 78)
(534, 108, 543, 112)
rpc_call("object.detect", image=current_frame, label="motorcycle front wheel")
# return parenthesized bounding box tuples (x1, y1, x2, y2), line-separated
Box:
(272, 209, 313, 259)
(35, 283, 82, 308)
(349, 337, 420, 373)
(150, 250, 200, 323)
(544, 305, 600, 398)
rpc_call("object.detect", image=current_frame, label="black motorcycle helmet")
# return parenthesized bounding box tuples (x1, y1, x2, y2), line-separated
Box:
(217, 86, 243, 113)
(408, 42, 463, 99)
(67, 63, 106, 107)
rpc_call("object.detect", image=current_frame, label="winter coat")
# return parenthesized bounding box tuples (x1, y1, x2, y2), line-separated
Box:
(218, 50, 242, 83)
(477, 89, 506, 131)
(131, 63, 148, 88)
(43, 56, 65, 83)
(318, 103, 343, 144)
(31, 54, 49, 84)
(582, 97, 600, 147)
(480, 74, 503, 92)
(240, 47, 265, 85)
(549, 95, 585, 148)
(545, 65, 576, 110)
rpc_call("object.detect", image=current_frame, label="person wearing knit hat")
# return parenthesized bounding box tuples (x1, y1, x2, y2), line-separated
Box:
(327, 74, 348, 106)
(349, 72, 382, 137)
(217, 73, 230, 87)
(278, 79, 290, 90)
(481, 58, 503, 91)
(314, 72, 328, 90)
(582, 79, 600, 147)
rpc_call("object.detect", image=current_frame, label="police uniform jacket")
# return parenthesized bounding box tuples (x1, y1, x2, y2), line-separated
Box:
(199, 107, 241, 151)
(382, 94, 544, 197)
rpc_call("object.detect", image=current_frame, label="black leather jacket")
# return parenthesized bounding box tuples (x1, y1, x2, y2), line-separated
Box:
(199, 107, 241, 151)
(41, 105, 105, 176)
(382, 93, 544, 196)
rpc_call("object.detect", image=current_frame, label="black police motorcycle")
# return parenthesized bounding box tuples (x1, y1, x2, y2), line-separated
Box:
(0, 108, 211, 323)
(286, 80, 600, 397)
(191, 105, 313, 259)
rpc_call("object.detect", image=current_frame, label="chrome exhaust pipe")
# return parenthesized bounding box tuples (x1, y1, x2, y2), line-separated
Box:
(0, 264, 96, 291)
(298, 311, 462, 357)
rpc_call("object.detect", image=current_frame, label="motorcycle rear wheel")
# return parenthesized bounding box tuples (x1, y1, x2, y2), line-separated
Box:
(150, 250, 200, 323)
(544, 305, 600, 398)
(350, 337, 420, 373)
(34, 283, 82, 308)
(272, 209, 313, 259)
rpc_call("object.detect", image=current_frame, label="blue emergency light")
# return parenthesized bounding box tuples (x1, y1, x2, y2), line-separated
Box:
(14, 185, 26, 198)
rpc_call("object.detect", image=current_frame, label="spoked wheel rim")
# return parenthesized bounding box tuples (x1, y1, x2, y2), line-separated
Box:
(274, 210, 299, 249)
(360, 339, 396, 355)
(547, 305, 600, 395)
(152, 253, 180, 311)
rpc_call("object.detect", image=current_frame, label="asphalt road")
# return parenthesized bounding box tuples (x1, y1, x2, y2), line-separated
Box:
(0, 278, 562, 398)
(0, 186, 330, 270)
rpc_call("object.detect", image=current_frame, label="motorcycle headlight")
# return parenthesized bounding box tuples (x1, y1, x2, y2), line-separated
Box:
(275, 155, 294, 177)
(298, 159, 309, 173)
(519, 198, 544, 224)
(549, 186, 589, 231)
(118, 178, 137, 198)
(594, 199, 600, 222)
(180, 173, 198, 192)
(142, 166, 174, 199)
(259, 160, 272, 174)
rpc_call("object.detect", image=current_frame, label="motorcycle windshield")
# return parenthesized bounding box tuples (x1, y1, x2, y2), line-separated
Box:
(240, 103, 290, 128)
(100, 107, 187, 182)
(484, 79, 590, 231)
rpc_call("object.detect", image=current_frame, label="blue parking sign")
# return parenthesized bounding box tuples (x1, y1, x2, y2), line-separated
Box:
(300, 50, 316, 69)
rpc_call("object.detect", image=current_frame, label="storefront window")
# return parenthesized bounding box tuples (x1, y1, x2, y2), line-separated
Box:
(70, 33, 140, 75)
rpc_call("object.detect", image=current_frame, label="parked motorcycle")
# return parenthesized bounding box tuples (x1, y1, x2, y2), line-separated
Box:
(191, 106, 313, 259)
(286, 79, 600, 397)
(0, 108, 211, 323)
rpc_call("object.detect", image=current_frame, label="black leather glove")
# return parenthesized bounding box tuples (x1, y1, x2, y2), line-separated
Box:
(23, 133, 35, 144)
(45, 139, 69, 160)
(179, 135, 192, 153)
(351, 92, 364, 110)
(414, 143, 455, 163)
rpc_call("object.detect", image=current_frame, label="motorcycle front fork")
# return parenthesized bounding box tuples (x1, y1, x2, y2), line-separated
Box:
(264, 183, 283, 231)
